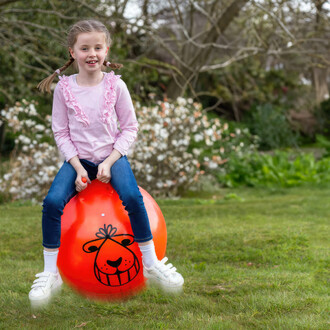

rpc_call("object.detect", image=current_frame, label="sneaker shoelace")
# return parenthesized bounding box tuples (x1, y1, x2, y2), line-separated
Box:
(155, 257, 178, 277)
(31, 272, 51, 290)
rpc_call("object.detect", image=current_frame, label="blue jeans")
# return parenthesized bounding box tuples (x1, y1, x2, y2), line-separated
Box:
(42, 156, 153, 248)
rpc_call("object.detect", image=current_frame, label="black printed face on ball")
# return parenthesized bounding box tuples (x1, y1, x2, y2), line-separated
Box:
(83, 224, 140, 286)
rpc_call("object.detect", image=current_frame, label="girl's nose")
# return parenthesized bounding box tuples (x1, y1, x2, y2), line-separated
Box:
(89, 49, 96, 57)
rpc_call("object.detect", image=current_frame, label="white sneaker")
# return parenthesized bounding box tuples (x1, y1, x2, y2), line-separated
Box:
(143, 257, 184, 293)
(29, 271, 63, 308)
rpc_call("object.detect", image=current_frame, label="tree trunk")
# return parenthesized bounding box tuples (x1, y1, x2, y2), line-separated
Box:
(312, 67, 329, 104)
(166, 0, 249, 100)
(312, 0, 329, 105)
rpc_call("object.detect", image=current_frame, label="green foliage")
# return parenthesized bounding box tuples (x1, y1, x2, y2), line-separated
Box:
(120, 58, 170, 103)
(197, 60, 303, 116)
(218, 151, 330, 188)
(246, 103, 299, 150)
(197, 61, 315, 149)
(316, 134, 330, 157)
(318, 98, 330, 136)
(0, 0, 171, 108)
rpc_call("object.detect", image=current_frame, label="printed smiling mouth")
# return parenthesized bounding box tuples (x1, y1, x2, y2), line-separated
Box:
(94, 255, 140, 287)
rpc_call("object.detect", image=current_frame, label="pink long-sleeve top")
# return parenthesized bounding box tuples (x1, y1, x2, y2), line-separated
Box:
(52, 71, 138, 164)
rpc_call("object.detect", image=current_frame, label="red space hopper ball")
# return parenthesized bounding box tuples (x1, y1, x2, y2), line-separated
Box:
(57, 180, 167, 300)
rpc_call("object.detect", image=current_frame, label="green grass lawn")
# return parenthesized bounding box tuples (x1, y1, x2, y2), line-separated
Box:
(0, 186, 329, 329)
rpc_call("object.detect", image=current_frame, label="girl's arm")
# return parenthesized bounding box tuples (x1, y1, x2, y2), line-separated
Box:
(52, 84, 89, 192)
(96, 148, 121, 183)
(93, 79, 138, 184)
(52, 84, 79, 162)
(112, 79, 139, 156)
(101, 148, 122, 167)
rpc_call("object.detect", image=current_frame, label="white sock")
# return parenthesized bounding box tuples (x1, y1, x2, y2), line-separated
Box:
(43, 250, 59, 274)
(138, 241, 158, 268)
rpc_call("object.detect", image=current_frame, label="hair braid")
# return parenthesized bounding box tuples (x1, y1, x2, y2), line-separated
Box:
(37, 58, 75, 93)
(103, 60, 123, 70)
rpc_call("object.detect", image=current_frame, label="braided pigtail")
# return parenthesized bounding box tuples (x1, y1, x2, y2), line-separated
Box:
(37, 57, 75, 93)
(103, 60, 123, 70)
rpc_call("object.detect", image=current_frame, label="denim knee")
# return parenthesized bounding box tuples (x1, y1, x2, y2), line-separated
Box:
(121, 189, 144, 213)
(43, 192, 65, 215)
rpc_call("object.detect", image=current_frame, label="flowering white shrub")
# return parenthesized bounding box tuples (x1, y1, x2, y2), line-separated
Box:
(0, 98, 257, 201)
(130, 97, 258, 196)
(0, 100, 62, 202)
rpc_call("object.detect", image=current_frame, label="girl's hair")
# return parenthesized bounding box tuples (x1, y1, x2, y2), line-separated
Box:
(37, 20, 123, 93)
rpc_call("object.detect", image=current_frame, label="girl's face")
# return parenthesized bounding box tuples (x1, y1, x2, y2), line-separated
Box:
(69, 32, 109, 75)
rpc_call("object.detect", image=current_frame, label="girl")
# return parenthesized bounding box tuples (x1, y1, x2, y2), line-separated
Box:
(29, 19, 183, 307)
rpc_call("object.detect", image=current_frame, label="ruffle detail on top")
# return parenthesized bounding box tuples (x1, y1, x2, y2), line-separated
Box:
(102, 71, 121, 125)
(58, 75, 90, 127)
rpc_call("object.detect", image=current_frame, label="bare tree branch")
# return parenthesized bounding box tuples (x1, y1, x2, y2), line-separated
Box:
(71, 0, 108, 18)
(166, 0, 249, 98)
(0, 0, 20, 6)
(1, 8, 78, 20)
(188, 0, 221, 35)
(252, 0, 295, 41)
(1, 17, 61, 32)
(201, 49, 259, 71)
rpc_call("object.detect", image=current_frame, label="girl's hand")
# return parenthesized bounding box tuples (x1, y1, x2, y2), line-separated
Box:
(97, 161, 112, 183)
(75, 170, 91, 192)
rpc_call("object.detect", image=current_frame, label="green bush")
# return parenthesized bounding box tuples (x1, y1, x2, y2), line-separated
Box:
(318, 98, 330, 136)
(316, 134, 330, 158)
(246, 103, 299, 150)
(218, 151, 330, 188)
